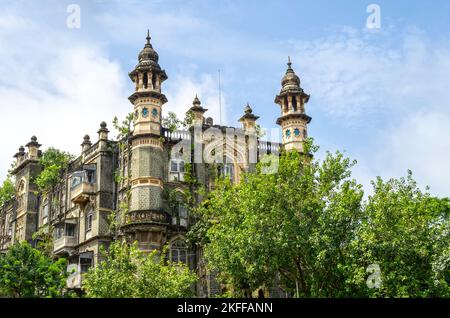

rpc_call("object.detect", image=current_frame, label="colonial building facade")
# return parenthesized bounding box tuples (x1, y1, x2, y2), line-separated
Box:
(0, 32, 311, 297)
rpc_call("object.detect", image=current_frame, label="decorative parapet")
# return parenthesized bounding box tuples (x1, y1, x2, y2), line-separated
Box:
(121, 210, 170, 227)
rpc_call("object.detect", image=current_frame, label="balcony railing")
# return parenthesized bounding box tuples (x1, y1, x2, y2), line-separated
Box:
(54, 236, 77, 252)
(71, 182, 95, 204)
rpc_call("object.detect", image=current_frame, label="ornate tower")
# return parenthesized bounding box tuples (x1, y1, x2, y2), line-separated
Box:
(129, 30, 168, 136)
(125, 31, 169, 250)
(274, 57, 311, 152)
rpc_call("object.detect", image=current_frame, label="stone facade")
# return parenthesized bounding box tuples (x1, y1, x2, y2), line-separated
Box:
(0, 32, 311, 297)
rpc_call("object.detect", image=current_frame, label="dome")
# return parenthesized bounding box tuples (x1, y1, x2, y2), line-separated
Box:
(138, 31, 159, 64)
(281, 58, 300, 89)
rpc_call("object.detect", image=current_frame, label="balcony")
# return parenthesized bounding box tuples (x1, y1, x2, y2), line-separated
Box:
(54, 236, 77, 252)
(70, 170, 96, 204)
(121, 211, 171, 230)
(71, 182, 95, 204)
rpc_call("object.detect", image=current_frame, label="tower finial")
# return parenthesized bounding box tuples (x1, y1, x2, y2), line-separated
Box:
(287, 56, 292, 69)
(146, 29, 151, 45)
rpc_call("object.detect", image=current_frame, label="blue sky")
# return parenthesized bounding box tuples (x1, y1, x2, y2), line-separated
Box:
(1, 0, 450, 196)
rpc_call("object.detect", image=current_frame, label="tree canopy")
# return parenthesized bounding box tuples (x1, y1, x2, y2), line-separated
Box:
(0, 177, 15, 207)
(82, 241, 197, 298)
(0, 241, 68, 298)
(190, 141, 450, 297)
(35, 147, 74, 192)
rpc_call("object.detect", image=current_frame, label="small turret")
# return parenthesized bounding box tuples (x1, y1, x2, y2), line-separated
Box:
(81, 135, 92, 152)
(189, 95, 208, 126)
(25, 136, 41, 160)
(98, 121, 109, 141)
(238, 103, 259, 133)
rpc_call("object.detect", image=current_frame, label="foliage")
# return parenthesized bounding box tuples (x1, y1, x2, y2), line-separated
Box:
(35, 148, 74, 192)
(31, 224, 53, 257)
(162, 110, 195, 132)
(83, 241, 197, 298)
(113, 112, 134, 144)
(0, 177, 15, 207)
(345, 173, 450, 297)
(190, 140, 450, 297)
(162, 111, 182, 133)
(0, 241, 68, 298)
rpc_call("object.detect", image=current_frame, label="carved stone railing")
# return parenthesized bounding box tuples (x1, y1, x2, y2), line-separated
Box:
(163, 128, 191, 142)
(122, 210, 170, 226)
(257, 140, 281, 154)
(54, 236, 77, 252)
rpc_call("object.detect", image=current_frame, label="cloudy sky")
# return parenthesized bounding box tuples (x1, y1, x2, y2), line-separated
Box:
(1, 0, 449, 197)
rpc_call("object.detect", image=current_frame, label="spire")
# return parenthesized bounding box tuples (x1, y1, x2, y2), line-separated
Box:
(239, 102, 259, 122)
(190, 94, 207, 113)
(287, 56, 292, 70)
(146, 29, 152, 47)
(193, 94, 201, 106)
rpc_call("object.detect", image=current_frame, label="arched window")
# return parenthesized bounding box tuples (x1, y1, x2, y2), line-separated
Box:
(283, 96, 289, 113)
(143, 72, 148, 89)
(152, 73, 157, 89)
(292, 96, 298, 111)
(17, 179, 26, 210)
(170, 239, 188, 264)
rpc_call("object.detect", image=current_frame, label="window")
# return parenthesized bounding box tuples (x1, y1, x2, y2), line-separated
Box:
(152, 73, 157, 89)
(42, 199, 49, 225)
(179, 204, 188, 227)
(79, 252, 93, 273)
(55, 225, 64, 239)
(86, 209, 93, 232)
(170, 239, 188, 264)
(143, 72, 148, 89)
(292, 96, 298, 111)
(169, 159, 185, 182)
(65, 223, 76, 237)
(71, 173, 83, 189)
(218, 163, 234, 183)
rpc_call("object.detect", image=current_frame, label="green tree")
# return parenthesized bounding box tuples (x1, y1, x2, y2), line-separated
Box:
(83, 241, 197, 298)
(346, 172, 450, 297)
(0, 241, 68, 298)
(191, 141, 450, 298)
(0, 177, 15, 207)
(192, 142, 365, 297)
(35, 147, 74, 192)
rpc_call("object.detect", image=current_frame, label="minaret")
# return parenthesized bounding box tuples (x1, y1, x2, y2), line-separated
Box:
(274, 57, 311, 152)
(129, 30, 168, 136)
(125, 31, 168, 250)
(239, 103, 259, 171)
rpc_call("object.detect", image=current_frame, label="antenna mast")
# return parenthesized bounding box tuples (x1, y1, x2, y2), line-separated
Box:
(218, 69, 222, 125)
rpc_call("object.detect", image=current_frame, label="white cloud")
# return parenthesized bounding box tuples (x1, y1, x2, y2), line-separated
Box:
(292, 27, 450, 196)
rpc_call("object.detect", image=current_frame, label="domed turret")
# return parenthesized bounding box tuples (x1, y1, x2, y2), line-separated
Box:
(274, 57, 311, 153)
(138, 30, 160, 65)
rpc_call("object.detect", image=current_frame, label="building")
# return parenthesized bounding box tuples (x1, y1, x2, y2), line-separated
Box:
(0, 31, 312, 297)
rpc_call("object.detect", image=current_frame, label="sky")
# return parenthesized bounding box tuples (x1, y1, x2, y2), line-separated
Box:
(0, 0, 449, 197)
